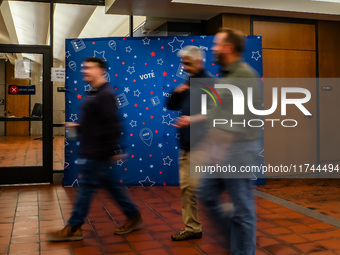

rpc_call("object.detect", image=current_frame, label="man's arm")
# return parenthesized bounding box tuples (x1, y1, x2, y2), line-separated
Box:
(167, 84, 190, 110)
(172, 114, 207, 128)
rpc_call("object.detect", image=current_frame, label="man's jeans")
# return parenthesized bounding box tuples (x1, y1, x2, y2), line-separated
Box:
(199, 139, 259, 255)
(68, 159, 139, 226)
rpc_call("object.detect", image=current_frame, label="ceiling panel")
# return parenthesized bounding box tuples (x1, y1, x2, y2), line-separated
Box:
(53, 4, 96, 60)
(8, 1, 50, 45)
(0, 11, 11, 44)
(78, 7, 129, 38)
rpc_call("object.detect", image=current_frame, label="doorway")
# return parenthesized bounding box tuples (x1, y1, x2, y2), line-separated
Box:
(0, 45, 52, 185)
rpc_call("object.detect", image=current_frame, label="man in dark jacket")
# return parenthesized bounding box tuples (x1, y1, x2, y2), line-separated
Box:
(46, 57, 142, 241)
(167, 46, 211, 241)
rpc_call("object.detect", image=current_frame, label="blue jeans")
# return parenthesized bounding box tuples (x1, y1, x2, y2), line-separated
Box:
(68, 159, 139, 226)
(199, 139, 259, 255)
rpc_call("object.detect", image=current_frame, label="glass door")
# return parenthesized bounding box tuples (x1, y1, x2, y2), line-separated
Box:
(0, 45, 52, 185)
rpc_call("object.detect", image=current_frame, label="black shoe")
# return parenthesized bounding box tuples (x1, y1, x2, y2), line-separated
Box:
(171, 229, 202, 241)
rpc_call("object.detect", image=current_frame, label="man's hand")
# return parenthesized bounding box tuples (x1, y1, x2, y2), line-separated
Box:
(65, 122, 79, 128)
(110, 153, 128, 163)
(172, 115, 190, 128)
(174, 84, 190, 93)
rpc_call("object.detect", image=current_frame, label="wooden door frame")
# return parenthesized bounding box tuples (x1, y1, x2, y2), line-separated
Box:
(0, 44, 53, 184)
(250, 15, 320, 166)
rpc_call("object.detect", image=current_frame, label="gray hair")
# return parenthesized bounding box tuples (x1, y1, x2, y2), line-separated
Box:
(177, 45, 205, 61)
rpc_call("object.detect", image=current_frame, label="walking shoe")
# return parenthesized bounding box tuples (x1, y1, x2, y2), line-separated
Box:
(114, 213, 143, 235)
(171, 229, 202, 241)
(46, 225, 83, 242)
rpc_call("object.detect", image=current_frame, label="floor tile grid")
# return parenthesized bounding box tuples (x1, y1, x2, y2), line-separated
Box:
(0, 136, 64, 169)
(1, 184, 340, 254)
(52, 185, 166, 255)
(255, 196, 340, 254)
(89, 186, 207, 255)
(53, 185, 101, 255)
(0, 187, 37, 255)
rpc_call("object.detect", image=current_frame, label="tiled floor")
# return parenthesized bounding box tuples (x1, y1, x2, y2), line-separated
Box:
(53, 136, 65, 170)
(0, 180, 340, 255)
(257, 179, 340, 220)
(0, 136, 64, 170)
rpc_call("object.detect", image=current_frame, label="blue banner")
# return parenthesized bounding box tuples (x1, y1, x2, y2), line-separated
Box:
(64, 35, 263, 187)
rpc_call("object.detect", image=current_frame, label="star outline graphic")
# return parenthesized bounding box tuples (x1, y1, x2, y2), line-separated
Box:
(162, 114, 174, 126)
(251, 51, 262, 61)
(168, 37, 184, 53)
(94, 50, 106, 61)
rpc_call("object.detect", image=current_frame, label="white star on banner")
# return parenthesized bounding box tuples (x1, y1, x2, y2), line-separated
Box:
(123, 113, 128, 118)
(163, 156, 173, 166)
(94, 50, 106, 61)
(84, 84, 92, 92)
(157, 58, 164, 65)
(251, 51, 262, 61)
(70, 114, 78, 122)
(65, 51, 71, 58)
(124, 87, 130, 93)
(72, 179, 79, 187)
(142, 37, 150, 45)
(133, 89, 141, 97)
(127, 66, 135, 74)
(168, 37, 184, 53)
(117, 159, 124, 166)
(129, 120, 137, 127)
(126, 46, 132, 53)
(162, 114, 174, 126)
(139, 176, 155, 187)
(65, 179, 80, 187)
